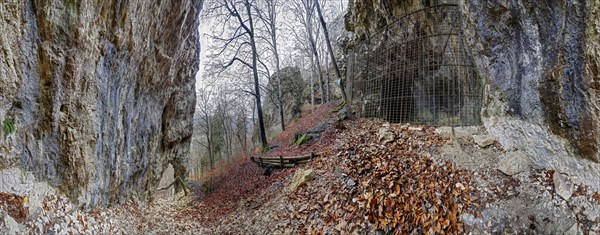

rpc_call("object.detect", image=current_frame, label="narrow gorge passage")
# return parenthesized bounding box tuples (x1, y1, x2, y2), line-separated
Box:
(2, 0, 600, 234)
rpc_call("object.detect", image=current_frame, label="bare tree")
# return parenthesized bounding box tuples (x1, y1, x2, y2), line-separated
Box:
(255, 0, 286, 131)
(304, 0, 325, 104)
(325, 53, 330, 103)
(205, 0, 269, 149)
(289, 0, 326, 104)
(215, 90, 233, 161)
(196, 88, 215, 170)
(286, 22, 314, 105)
(231, 97, 249, 153)
(315, 0, 347, 102)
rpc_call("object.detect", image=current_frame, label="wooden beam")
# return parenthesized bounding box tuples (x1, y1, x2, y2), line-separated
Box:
(252, 152, 320, 161)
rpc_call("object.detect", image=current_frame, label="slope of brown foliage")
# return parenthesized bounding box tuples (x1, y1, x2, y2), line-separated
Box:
(180, 158, 293, 225)
(180, 102, 339, 225)
(283, 119, 480, 234)
(265, 102, 337, 158)
(176, 104, 479, 233)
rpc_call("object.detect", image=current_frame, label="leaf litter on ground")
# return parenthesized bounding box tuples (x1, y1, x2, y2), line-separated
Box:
(282, 119, 481, 234)
(13, 102, 486, 234)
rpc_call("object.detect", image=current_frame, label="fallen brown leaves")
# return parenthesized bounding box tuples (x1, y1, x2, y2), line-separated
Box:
(266, 102, 337, 158)
(177, 158, 294, 225)
(0, 192, 28, 223)
(175, 103, 341, 226)
(285, 119, 479, 234)
(170, 105, 481, 234)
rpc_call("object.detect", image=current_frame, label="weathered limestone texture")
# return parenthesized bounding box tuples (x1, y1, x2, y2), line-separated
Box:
(462, 0, 599, 163)
(345, 0, 599, 163)
(0, 0, 203, 208)
(266, 67, 305, 123)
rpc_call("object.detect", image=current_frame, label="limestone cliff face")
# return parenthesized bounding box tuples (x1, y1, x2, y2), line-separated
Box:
(345, 0, 600, 162)
(0, 0, 202, 207)
(266, 67, 305, 124)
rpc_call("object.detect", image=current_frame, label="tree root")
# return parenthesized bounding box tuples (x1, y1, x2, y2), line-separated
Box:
(157, 176, 190, 196)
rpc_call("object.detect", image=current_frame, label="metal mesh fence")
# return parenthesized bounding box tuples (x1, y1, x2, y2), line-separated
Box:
(348, 4, 482, 126)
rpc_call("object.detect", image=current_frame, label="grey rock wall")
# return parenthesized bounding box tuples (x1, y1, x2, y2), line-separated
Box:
(462, 0, 599, 162)
(266, 67, 305, 123)
(0, 0, 202, 207)
(345, 0, 599, 162)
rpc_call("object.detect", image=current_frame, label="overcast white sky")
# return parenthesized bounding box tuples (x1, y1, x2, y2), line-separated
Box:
(194, 0, 349, 90)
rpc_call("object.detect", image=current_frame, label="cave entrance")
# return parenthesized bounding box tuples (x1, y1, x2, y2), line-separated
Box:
(348, 3, 482, 126)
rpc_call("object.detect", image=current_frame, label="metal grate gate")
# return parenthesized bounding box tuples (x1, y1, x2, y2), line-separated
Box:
(348, 4, 482, 126)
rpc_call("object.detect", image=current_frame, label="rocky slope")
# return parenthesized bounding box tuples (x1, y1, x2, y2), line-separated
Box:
(28, 117, 594, 234)
(344, 0, 599, 165)
(0, 0, 202, 209)
(2, 103, 597, 234)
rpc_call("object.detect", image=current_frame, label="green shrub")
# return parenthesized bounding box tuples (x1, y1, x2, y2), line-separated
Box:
(260, 146, 271, 153)
(293, 134, 312, 145)
(3, 118, 15, 135)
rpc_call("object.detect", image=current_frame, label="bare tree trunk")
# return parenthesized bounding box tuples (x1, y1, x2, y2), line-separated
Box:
(197, 88, 214, 171)
(304, 0, 324, 104)
(315, 0, 347, 102)
(240, 107, 248, 151)
(304, 59, 315, 106)
(220, 112, 231, 161)
(206, 120, 214, 170)
(325, 54, 330, 103)
(216, 0, 268, 150)
(264, 0, 285, 131)
(227, 122, 233, 159)
(235, 131, 244, 154)
(311, 76, 315, 105)
(198, 159, 202, 178)
(251, 99, 257, 148)
(244, 0, 269, 149)
(275, 58, 285, 131)
(242, 126, 247, 151)
(315, 55, 325, 104)
(309, 59, 317, 106)
(308, 39, 324, 104)
(234, 105, 247, 153)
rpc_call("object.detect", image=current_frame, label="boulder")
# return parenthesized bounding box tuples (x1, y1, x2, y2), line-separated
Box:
(377, 128, 395, 144)
(453, 126, 481, 138)
(553, 171, 575, 201)
(472, 135, 496, 148)
(289, 169, 316, 191)
(338, 106, 350, 120)
(497, 151, 531, 176)
(156, 164, 175, 198)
